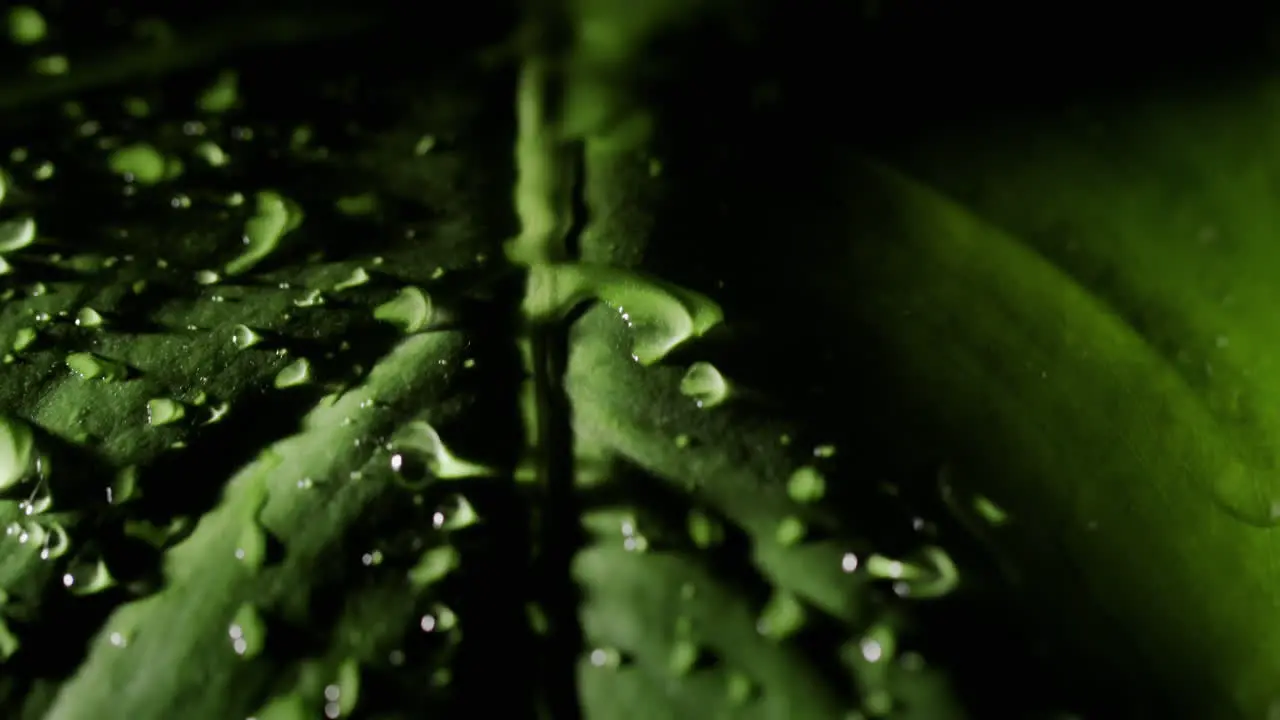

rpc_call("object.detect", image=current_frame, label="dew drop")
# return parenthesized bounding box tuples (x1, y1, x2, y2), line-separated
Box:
(520, 264, 722, 365)
(373, 287, 432, 333)
(108, 143, 167, 185)
(108, 466, 140, 504)
(588, 647, 624, 669)
(687, 510, 723, 548)
(6, 328, 30, 353)
(146, 398, 185, 426)
(0, 619, 17, 660)
(228, 602, 265, 658)
(0, 414, 36, 489)
(327, 658, 361, 717)
(234, 521, 267, 570)
(756, 589, 806, 640)
(0, 217, 35, 252)
(727, 672, 758, 705)
(74, 307, 103, 328)
(227, 191, 303, 276)
(679, 362, 730, 408)
(390, 421, 493, 479)
(293, 288, 324, 307)
(65, 352, 127, 381)
(863, 546, 958, 598)
(39, 520, 69, 559)
(62, 557, 116, 595)
(197, 70, 238, 114)
(274, 358, 311, 388)
(667, 639, 701, 676)
(775, 516, 807, 546)
(407, 546, 459, 588)
(333, 267, 369, 291)
(431, 494, 480, 531)
(230, 324, 261, 349)
(7, 6, 46, 45)
(194, 269, 220, 285)
(787, 466, 826, 503)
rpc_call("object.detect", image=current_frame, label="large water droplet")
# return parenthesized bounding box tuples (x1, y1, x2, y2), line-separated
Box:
(0, 217, 35, 252)
(522, 264, 723, 365)
(146, 398, 185, 426)
(108, 143, 168, 185)
(407, 546, 459, 588)
(431, 494, 480, 531)
(787, 466, 826, 503)
(65, 352, 127, 381)
(226, 190, 303, 276)
(326, 658, 361, 718)
(39, 520, 69, 559)
(373, 287, 432, 334)
(391, 421, 493, 479)
(274, 358, 311, 388)
(235, 521, 267, 570)
(231, 324, 261, 349)
(7, 6, 46, 45)
(0, 414, 35, 489)
(229, 602, 265, 658)
(756, 589, 806, 640)
(333, 267, 369, 291)
(62, 557, 115, 595)
(74, 307, 103, 328)
(679, 362, 730, 408)
(863, 546, 958, 599)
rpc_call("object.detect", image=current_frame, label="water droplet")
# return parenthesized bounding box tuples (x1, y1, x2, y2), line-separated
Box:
(841, 552, 859, 572)
(407, 546, 459, 588)
(335, 193, 377, 216)
(864, 546, 958, 598)
(12, 327, 36, 352)
(331, 267, 370, 292)
(0, 619, 18, 660)
(62, 557, 116, 595)
(972, 495, 1009, 525)
(373, 287, 432, 333)
(727, 672, 758, 704)
(66, 352, 127, 381)
(787, 466, 826, 503)
(7, 6, 47, 45)
(227, 191, 303, 276)
(228, 602, 265, 658)
(431, 494, 480, 531)
(293, 288, 324, 307)
(146, 398, 185, 426)
(234, 521, 267, 570)
(667, 639, 701, 676)
(326, 658, 361, 717)
(109, 466, 140, 504)
(108, 143, 167, 185)
(74, 307, 103, 328)
(588, 647, 625, 669)
(194, 269, 220, 285)
(0, 217, 35, 252)
(621, 516, 648, 552)
(274, 358, 311, 388)
(687, 510, 723, 548)
(679, 362, 730, 408)
(775, 516, 807, 546)
(198, 70, 238, 113)
(39, 521, 69, 559)
(756, 590, 806, 639)
(414, 134, 437, 155)
(390, 421, 493, 479)
(0, 415, 35, 489)
(520, 264, 722, 365)
(230, 325, 262, 349)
